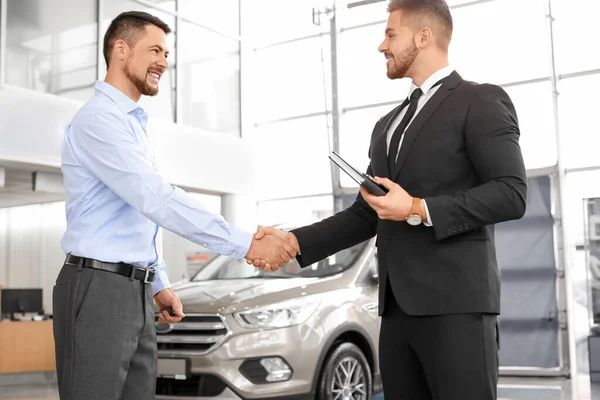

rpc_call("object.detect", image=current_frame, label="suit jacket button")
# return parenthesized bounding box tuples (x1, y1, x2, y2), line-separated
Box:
(452, 227, 458, 233)
(446, 228, 452, 235)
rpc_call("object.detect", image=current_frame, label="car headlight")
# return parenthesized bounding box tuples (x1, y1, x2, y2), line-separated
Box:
(234, 297, 320, 329)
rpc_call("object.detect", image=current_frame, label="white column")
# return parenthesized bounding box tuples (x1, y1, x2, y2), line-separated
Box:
(221, 194, 258, 233)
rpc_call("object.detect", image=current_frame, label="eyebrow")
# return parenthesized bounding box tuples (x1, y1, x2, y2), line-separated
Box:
(149, 45, 169, 55)
(385, 27, 395, 34)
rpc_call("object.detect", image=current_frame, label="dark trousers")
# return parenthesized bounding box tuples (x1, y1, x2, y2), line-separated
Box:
(379, 281, 499, 399)
(52, 264, 157, 400)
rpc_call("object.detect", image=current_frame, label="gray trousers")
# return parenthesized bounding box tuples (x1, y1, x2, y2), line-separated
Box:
(52, 263, 157, 400)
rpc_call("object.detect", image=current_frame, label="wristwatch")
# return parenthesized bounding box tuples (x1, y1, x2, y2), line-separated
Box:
(406, 197, 426, 226)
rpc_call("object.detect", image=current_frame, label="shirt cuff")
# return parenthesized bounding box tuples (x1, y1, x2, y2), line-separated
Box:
(422, 200, 433, 226)
(151, 261, 171, 296)
(228, 226, 254, 259)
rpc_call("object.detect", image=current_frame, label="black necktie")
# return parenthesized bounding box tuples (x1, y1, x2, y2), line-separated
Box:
(388, 87, 422, 173)
(387, 76, 447, 173)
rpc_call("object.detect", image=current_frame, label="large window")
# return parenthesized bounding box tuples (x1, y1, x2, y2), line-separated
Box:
(338, 23, 410, 109)
(339, 105, 391, 188)
(252, 36, 331, 123)
(5, 0, 98, 102)
(503, 81, 557, 169)
(552, 0, 600, 75)
(336, 0, 387, 27)
(181, 0, 240, 36)
(248, 115, 333, 199)
(178, 21, 240, 136)
(557, 74, 600, 169)
(243, 0, 330, 47)
(448, 0, 550, 85)
(100, 1, 177, 122)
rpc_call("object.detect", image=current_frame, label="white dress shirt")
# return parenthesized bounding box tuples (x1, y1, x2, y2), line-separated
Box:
(385, 65, 455, 226)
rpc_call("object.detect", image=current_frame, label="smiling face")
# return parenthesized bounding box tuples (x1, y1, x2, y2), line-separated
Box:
(378, 10, 420, 80)
(122, 24, 169, 97)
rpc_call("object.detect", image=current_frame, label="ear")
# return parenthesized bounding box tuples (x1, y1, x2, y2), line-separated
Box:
(417, 27, 433, 48)
(114, 39, 129, 62)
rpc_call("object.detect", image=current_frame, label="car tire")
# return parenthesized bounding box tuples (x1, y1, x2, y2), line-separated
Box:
(317, 342, 373, 400)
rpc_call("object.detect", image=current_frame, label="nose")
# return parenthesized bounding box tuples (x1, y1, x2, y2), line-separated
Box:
(378, 39, 387, 53)
(158, 55, 168, 69)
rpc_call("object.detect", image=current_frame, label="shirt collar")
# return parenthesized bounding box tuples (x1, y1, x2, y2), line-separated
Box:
(94, 80, 144, 115)
(407, 65, 455, 99)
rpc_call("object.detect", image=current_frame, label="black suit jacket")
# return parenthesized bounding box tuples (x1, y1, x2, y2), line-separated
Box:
(292, 71, 527, 316)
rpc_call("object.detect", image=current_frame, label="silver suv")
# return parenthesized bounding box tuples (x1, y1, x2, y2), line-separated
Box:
(155, 223, 381, 400)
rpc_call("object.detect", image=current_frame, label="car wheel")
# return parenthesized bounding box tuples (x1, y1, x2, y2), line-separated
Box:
(317, 342, 372, 400)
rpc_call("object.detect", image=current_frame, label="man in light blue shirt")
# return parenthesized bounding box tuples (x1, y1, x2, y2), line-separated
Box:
(53, 11, 295, 400)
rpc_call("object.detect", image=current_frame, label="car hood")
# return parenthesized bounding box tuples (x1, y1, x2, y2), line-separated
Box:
(171, 277, 334, 315)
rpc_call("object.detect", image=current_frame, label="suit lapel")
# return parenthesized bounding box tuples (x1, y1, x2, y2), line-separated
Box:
(391, 71, 462, 180)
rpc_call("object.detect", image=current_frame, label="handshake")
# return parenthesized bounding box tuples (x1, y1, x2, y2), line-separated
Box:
(244, 227, 300, 271)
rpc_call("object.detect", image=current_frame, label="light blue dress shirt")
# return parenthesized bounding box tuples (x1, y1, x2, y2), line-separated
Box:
(61, 81, 253, 295)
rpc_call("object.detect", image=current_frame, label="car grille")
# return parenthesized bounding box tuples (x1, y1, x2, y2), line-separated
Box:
(155, 314, 230, 356)
(156, 374, 227, 397)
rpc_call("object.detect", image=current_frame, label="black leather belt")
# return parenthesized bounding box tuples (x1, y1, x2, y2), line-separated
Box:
(64, 254, 156, 283)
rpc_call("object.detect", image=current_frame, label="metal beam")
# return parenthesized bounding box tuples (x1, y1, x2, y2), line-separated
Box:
(254, 111, 330, 127)
(328, 7, 344, 214)
(500, 76, 551, 88)
(545, 0, 574, 382)
(499, 366, 570, 378)
(560, 68, 600, 80)
(174, 0, 181, 123)
(257, 192, 333, 203)
(340, 20, 386, 33)
(239, 0, 255, 139)
(253, 33, 327, 51)
(96, 0, 103, 81)
(0, 0, 7, 88)
(526, 165, 558, 178)
(565, 165, 600, 174)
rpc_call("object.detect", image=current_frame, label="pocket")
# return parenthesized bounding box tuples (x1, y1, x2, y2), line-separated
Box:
(447, 227, 489, 242)
(74, 270, 96, 322)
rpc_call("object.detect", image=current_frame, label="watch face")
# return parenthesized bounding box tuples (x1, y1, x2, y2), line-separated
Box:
(407, 215, 422, 226)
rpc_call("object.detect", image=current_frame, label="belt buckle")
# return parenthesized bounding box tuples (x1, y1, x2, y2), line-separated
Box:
(144, 268, 155, 284)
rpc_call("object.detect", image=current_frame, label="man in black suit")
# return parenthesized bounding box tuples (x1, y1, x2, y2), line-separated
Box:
(250, 0, 527, 398)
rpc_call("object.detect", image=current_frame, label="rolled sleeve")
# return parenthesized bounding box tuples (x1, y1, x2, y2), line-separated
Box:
(151, 260, 171, 296)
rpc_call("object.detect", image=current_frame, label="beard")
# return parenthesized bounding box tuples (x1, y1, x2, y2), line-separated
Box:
(386, 40, 419, 80)
(125, 57, 159, 97)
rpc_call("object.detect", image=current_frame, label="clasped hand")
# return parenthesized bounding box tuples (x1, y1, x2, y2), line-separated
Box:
(244, 227, 300, 271)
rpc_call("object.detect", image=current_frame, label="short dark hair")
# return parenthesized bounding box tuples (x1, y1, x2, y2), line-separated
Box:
(388, 0, 453, 49)
(103, 11, 171, 68)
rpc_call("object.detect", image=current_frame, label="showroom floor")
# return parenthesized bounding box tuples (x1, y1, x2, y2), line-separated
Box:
(0, 376, 599, 400)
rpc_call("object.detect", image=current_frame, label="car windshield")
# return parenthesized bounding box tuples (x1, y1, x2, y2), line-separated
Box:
(192, 240, 369, 281)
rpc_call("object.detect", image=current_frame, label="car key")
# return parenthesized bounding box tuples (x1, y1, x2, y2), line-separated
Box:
(159, 306, 176, 316)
